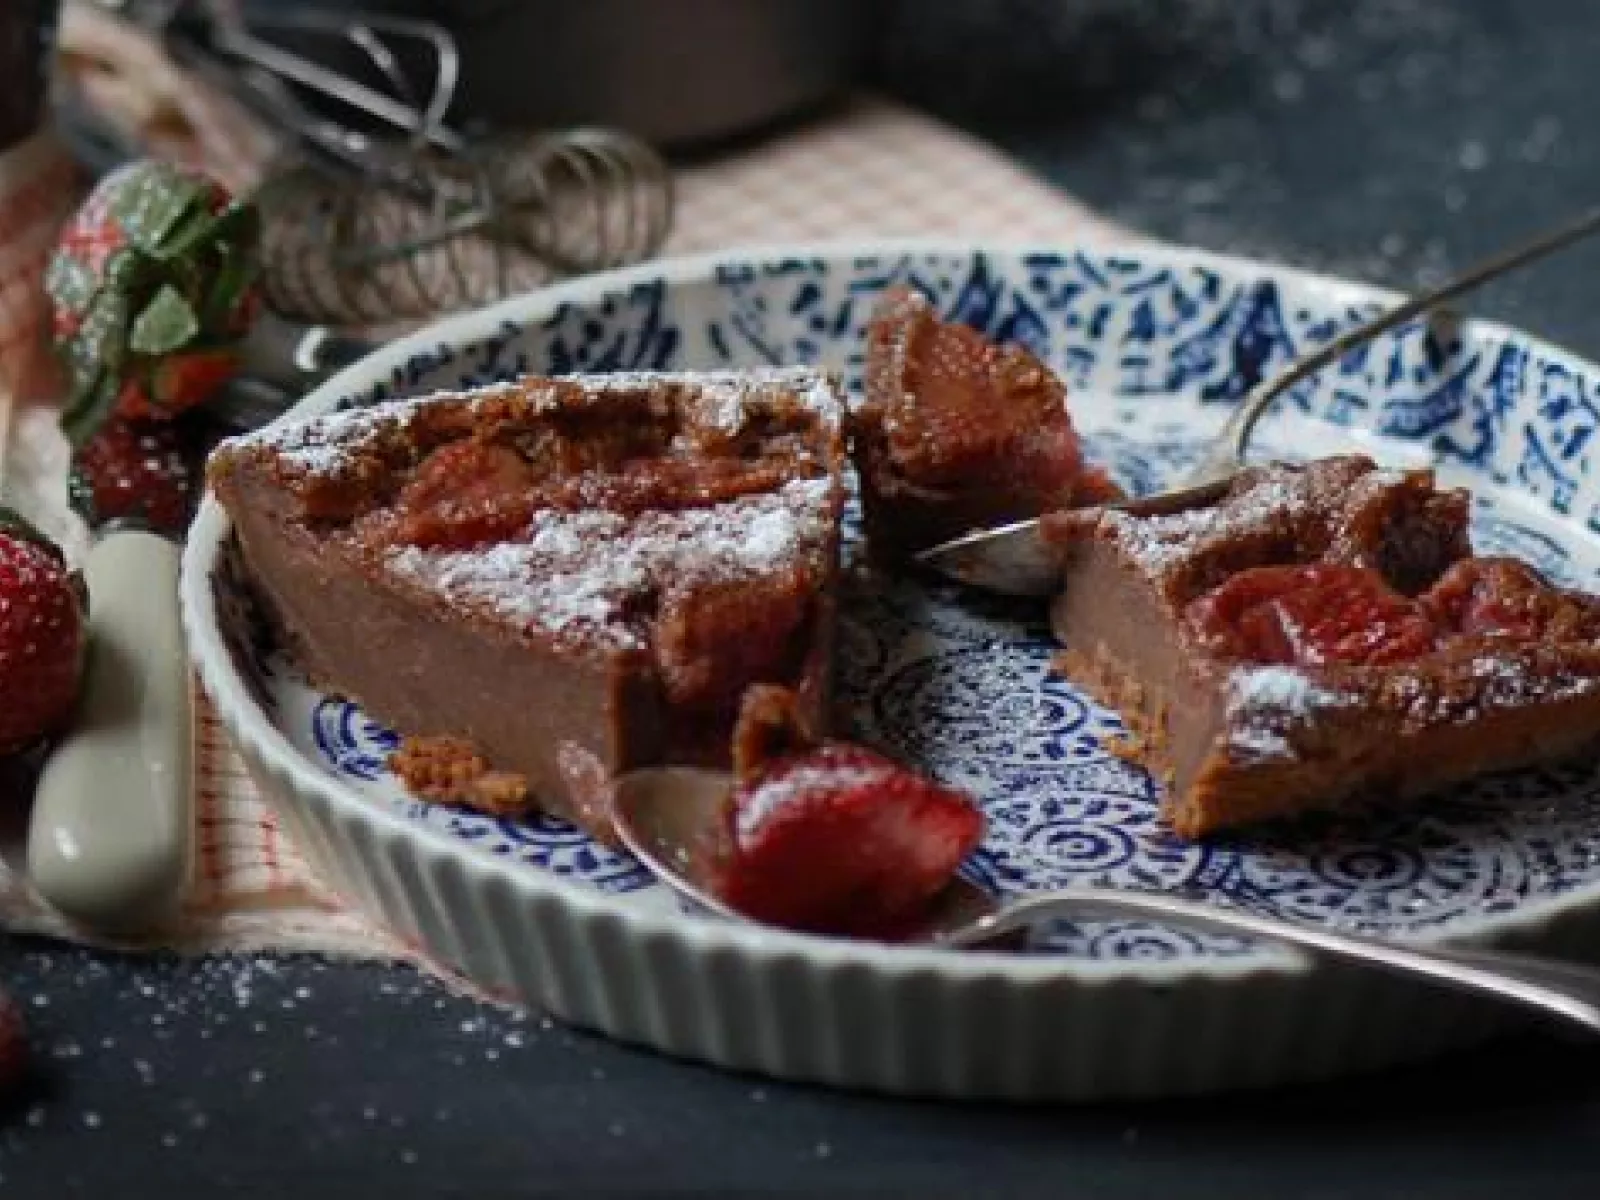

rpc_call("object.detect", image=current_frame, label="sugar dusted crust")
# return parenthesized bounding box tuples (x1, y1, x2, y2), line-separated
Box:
(1046, 455, 1600, 838)
(209, 368, 846, 655)
(221, 366, 845, 478)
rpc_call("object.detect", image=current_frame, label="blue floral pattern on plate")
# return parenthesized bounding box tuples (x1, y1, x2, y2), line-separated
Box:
(217, 247, 1600, 961)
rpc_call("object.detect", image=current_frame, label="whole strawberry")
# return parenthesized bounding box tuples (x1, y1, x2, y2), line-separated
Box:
(46, 158, 261, 447)
(0, 510, 86, 754)
(68, 415, 194, 534)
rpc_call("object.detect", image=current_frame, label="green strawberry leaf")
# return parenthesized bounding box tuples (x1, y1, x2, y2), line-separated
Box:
(200, 249, 260, 332)
(149, 200, 223, 263)
(59, 372, 122, 449)
(43, 251, 100, 318)
(65, 289, 131, 381)
(128, 285, 200, 356)
(97, 248, 158, 324)
(208, 200, 260, 252)
(111, 163, 210, 254)
(156, 194, 254, 264)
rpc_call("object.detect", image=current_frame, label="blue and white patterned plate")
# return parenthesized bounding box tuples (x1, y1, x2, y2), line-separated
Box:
(183, 242, 1600, 1098)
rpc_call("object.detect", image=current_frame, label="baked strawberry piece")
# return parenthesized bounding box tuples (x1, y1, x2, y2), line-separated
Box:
(1186, 563, 1440, 667)
(708, 736, 984, 940)
(853, 286, 1121, 559)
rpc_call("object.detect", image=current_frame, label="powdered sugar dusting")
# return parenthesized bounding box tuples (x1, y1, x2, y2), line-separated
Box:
(1106, 471, 1314, 569)
(1452, 652, 1600, 710)
(1094, 458, 1431, 595)
(578, 367, 844, 434)
(226, 398, 422, 475)
(1099, 506, 1215, 575)
(734, 763, 890, 842)
(219, 382, 513, 474)
(1225, 665, 1351, 760)
(387, 476, 834, 649)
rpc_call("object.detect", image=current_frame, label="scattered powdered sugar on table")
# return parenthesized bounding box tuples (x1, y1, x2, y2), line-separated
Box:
(387, 476, 835, 649)
(0, 943, 595, 1175)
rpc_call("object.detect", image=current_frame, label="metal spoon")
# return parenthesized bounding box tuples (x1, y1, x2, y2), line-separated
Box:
(611, 766, 1600, 1038)
(916, 203, 1600, 597)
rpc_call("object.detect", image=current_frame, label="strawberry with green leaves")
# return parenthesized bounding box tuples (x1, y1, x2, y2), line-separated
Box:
(46, 158, 261, 447)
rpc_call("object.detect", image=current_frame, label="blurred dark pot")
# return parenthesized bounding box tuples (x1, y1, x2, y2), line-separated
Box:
(248, 0, 882, 150)
(446, 0, 881, 148)
(0, 0, 59, 151)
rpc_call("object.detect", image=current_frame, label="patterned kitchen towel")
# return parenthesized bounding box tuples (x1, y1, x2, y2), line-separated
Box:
(0, 16, 1129, 965)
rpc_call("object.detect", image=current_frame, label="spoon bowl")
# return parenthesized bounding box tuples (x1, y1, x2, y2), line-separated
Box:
(610, 764, 1018, 945)
(610, 764, 1600, 1035)
(609, 766, 743, 922)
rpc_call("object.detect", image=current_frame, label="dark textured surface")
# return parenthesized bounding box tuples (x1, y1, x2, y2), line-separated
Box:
(2, 942, 1600, 1199)
(882, 0, 1600, 358)
(11, 1, 1600, 1195)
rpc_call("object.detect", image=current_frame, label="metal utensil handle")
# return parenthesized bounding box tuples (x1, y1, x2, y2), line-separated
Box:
(1195, 203, 1600, 482)
(948, 886, 1600, 1036)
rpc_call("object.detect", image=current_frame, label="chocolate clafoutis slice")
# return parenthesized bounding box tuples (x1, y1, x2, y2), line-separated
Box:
(852, 286, 1122, 559)
(207, 368, 847, 841)
(1045, 455, 1600, 838)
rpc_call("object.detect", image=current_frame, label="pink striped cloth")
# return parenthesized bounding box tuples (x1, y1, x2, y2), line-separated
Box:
(0, 53, 1126, 966)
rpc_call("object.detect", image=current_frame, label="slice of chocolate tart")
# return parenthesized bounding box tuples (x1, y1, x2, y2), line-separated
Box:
(207, 368, 847, 841)
(1043, 454, 1600, 837)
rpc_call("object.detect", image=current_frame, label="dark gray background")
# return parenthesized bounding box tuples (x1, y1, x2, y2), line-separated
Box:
(9, 2, 1600, 1196)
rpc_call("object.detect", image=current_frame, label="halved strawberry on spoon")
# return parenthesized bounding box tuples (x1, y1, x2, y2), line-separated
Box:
(710, 742, 985, 940)
(701, 686, 986, 940)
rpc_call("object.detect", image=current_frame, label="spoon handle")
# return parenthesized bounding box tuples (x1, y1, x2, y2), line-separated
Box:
(26, 529, 194, 932)
(1189, 202, 1600, 485)
(951, 887, 1600, 1036)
